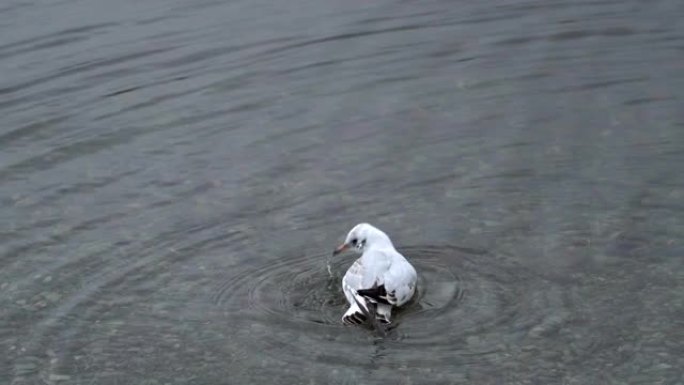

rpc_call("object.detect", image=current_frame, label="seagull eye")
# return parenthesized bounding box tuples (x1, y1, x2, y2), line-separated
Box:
(351, 238, 358, 246)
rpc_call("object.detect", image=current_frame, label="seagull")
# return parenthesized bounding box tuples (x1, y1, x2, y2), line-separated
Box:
(332, 223, 417, 326)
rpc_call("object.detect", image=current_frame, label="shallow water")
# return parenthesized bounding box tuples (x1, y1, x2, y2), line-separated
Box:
(1, 0, 683, 384)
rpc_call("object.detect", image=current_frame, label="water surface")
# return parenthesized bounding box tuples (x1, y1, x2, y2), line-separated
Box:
(1, 0, 683, 384)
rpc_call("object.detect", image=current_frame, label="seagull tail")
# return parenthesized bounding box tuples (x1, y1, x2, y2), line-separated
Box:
(342, 293, 392, 329)
(376, 303, 392, 324)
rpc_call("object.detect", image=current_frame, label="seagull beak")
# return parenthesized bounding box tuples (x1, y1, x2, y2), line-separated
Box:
(332, 243, 349, 256)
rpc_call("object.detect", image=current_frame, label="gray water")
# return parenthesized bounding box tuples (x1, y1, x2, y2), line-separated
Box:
(1, 0, 683, 384)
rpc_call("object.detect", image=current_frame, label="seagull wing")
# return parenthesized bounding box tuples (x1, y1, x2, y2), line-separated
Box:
(356, 248, 416, 307)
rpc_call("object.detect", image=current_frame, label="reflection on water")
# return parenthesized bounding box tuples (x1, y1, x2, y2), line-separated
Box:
(1, 0, 683, 383)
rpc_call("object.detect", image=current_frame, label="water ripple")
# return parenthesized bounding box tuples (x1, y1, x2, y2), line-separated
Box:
(209, 245, 587, 373)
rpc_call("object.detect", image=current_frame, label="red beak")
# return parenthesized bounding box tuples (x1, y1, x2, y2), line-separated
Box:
(332, 243, 349, 256)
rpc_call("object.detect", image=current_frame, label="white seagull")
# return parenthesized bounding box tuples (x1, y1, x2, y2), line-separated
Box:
(332, 223, 417, 325)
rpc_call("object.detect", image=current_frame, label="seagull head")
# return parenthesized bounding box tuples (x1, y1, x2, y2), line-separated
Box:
(332, 223, 393, 256)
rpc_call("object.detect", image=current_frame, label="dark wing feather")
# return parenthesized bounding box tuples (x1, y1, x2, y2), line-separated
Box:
(357, 284, 396, 305)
